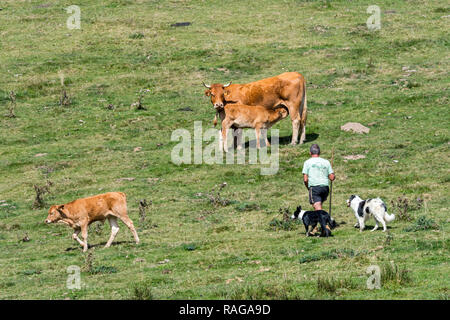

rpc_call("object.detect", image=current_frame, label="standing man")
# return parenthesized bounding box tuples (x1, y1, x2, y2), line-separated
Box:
(302, 144, 335, 210)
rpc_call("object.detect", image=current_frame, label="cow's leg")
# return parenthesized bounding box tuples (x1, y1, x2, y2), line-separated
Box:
(299, 120, 306, 145)
(72, 228, 85, 247)
(221, 120, 233, 152)
(283, 102, 301, 145)
(291, 118, 300, 145)
(235, 128, 243, 150)
(222, 127, 228, 152)
(299, 91, 307, 144)
(105, 216, 119, 248)
(261, 129, 270, 147)
(81, 225, 88, 252)
(255, 127, 261, 149)
(284, 89, 306, 145)
(118, 215, 140, 244)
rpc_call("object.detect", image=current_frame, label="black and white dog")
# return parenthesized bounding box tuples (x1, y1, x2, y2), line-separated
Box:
(347, 195, 395, 232)
(291, 206, 337, 237)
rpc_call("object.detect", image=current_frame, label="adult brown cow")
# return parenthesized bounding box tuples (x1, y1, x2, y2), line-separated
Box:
(203, 72, 307, 145)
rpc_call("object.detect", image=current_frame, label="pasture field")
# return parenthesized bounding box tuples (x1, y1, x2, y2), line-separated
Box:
(0, 0, 448, 300)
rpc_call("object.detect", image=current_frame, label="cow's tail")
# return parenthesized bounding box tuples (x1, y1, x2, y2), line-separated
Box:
(299, 79, 307, 120)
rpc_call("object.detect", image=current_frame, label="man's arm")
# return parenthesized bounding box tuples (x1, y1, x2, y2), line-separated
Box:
(303, 174, 309, 189)
(328, 160, 335, 181)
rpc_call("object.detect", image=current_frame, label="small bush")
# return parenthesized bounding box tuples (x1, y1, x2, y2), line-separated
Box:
(404, 216, 439, 232)
(6, 91, 16, 118)
(131, 283, 154, 300)
(129, 32, 144, 39)
(89, 266, 117, 274)
(0, 281, 15, 288)
(138, 199, 152, 228)
(381, 262, 412, 286)
(317, 276, 358, 293)
(206, 182, 233, 207)
(390, 196, 423, 221)
(181, 242, 198, 251)
(269, 218, 302, 231)
(227, 283, 302, 300)
(268, 207, 302, 231)
(32, 180, 52, 209)
(235, 202, 260, 212)
(22, 269, 41, 276)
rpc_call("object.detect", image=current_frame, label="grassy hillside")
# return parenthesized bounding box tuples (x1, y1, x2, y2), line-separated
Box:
(0, 0, 448, 299)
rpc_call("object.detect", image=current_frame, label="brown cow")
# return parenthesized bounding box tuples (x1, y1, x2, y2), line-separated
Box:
(203, 72, 307, 145)
(218, 104, 288, 151)
(45, 192, 139, 252)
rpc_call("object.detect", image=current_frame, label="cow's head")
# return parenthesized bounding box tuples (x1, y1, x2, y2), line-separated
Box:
(203, 82, 232, 110)
(45, 205, 66, 224)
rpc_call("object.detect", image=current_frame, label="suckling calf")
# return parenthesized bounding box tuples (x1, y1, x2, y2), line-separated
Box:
(217, 103, 288, 151)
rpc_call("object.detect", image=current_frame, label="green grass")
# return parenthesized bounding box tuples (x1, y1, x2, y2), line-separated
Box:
(0, 0, 448, 299)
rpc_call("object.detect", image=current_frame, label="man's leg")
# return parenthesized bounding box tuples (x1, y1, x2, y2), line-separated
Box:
(313, 202, 322, 210)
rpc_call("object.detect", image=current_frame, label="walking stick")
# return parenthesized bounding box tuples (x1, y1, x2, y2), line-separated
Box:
(329, 147, 334, 215)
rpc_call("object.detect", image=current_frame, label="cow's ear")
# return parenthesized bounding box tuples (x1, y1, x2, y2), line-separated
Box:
(57, 205, 67, 217)
(204, 90, 211, 96)
(224, 90, 230, 96)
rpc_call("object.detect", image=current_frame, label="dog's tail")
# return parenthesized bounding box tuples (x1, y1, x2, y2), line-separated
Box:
(381, 201, 395, 222)
(384, 212, 395, 222)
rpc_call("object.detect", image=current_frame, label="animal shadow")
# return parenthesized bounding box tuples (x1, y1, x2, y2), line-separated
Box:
(354, 224, 393, 231)
(65, 240, 134, 251)
(241, 133, 319, 149)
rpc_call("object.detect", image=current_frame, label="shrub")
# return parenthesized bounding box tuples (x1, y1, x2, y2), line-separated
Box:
(381, 262, 412, 286)
(181, 242, 198, 251)
(404, 216, 439, 232)
(317, 276, 358, 293)
(268, 207, 302, 231)
(235, 202, 260, 212)
(131, 283, 154, 300)
(89, 266, 117, 274)
(226, 283, 303, 300)
(390, 196, 423, 221)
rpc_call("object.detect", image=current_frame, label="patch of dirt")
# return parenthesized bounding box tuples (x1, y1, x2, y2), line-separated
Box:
(340, 122, 370, 134)
(343, 154, 366, 160)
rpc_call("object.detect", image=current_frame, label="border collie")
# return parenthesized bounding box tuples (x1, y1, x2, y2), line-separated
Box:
(291, 206, 336, 237)
(347, 195, 395, 232)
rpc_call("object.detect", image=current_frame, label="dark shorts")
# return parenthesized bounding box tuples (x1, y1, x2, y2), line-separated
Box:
(309, 186, 329, 204)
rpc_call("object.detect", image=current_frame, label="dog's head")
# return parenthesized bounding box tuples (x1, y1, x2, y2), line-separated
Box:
(347, 195, 357, 207)
(291, 205, 302, 219)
